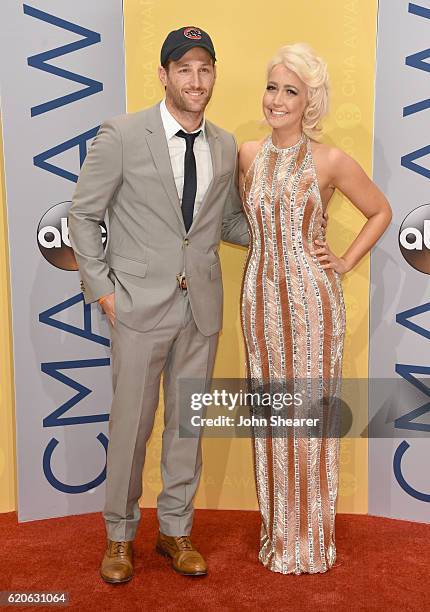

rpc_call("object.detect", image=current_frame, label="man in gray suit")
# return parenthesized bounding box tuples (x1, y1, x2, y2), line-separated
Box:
(68, 27, 249, 583)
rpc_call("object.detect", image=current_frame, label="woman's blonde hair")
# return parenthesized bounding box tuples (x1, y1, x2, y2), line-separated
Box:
(267, 43, 329, 138)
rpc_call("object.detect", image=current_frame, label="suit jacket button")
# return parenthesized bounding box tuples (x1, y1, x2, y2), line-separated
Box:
(183, 239, 189, 246)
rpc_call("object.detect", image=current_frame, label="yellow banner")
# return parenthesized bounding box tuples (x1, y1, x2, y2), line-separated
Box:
(0, 0, 377, 514)
(124, 0, 377, 513)
(0, 116, 16, 513)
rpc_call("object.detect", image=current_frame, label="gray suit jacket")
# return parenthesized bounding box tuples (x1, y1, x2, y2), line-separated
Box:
(68, 103, 249, 336)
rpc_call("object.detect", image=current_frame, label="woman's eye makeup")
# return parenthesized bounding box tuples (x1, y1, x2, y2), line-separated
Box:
(266, 84, 298, 95)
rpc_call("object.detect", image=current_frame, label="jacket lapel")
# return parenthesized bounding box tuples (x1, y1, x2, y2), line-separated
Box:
(145, 104, 184, 228)
(190, 121, 222, 229)
(144, 106, 224, 233)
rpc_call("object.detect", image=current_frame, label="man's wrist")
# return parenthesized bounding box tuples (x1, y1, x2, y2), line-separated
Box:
(98, 294, 110, 305)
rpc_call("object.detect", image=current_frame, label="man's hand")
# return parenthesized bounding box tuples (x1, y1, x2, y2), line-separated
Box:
(99, 292, 115, 326)
(321, 209, 328, 237)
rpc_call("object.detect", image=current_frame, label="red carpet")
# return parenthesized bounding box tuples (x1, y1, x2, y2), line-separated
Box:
(1, 509, 429, 611)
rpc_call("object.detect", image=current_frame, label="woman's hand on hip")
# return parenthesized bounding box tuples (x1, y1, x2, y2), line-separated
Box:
(313, 239, 350, 275)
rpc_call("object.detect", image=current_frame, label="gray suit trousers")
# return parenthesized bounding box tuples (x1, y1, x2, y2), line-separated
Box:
(103, 288, 218, 541)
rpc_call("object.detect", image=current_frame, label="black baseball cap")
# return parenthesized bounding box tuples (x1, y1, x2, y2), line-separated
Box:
(161, 26, 216, 66)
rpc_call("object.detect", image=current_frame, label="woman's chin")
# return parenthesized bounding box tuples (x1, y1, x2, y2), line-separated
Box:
(264, 115, 290, 130)
(269, 120, 289, 131)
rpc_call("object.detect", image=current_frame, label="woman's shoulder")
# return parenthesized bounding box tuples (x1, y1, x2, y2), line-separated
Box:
(310, 139, 348, 161)
(240, 138, 264, 149)
(239, 139, 265, 171)
(310, 140, 362, 186)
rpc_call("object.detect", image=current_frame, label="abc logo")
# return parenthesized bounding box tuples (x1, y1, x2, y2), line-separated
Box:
(37, 201, 107, 271)
(335, 103, 362, 129)
(398, 203, 430, 274)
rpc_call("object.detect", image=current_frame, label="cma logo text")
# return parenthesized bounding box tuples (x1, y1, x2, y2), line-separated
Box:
(37, 201, 107, 270)
(398, 204, 430, 274)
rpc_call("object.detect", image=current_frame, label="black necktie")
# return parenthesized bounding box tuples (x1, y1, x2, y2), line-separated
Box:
(176, 129, 201, 232)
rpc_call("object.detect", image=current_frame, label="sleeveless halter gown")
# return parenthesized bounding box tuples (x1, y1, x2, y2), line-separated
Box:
(241, 134, 346, 574)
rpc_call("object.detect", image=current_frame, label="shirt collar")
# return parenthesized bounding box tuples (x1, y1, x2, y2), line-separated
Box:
(160, 99, 206, 141)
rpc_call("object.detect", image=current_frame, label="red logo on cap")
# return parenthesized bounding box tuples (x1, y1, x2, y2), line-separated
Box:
(184, 27, 202, 40)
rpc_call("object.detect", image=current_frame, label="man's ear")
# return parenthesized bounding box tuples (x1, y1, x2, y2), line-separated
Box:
(158, 65, 167, 87)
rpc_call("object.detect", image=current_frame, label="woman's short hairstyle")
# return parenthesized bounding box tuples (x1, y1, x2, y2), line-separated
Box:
(267, 43, 329, 138)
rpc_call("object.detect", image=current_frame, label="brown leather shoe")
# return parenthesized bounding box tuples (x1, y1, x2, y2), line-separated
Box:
(100, 540, 133, 584)
(156, 533, 207, 576)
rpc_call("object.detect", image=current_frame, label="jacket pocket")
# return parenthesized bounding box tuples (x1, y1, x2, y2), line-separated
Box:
(210, 261, 221, 280)
(109, 252, 148, 277)
(218, 170, 233, 182)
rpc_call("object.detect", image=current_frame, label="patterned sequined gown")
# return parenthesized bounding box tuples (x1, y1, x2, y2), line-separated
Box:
(241, 134, 346, 574)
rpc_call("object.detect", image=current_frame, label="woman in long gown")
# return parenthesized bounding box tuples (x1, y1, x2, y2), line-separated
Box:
(239, 43, 391, 574)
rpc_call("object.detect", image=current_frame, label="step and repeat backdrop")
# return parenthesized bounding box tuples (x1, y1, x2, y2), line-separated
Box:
(369, 0, 430, 522)
(0, 0, 125, 520)
(0, 0, 427, 523)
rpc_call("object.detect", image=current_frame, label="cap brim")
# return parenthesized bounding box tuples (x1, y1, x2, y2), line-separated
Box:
(168, 42, 216, 62)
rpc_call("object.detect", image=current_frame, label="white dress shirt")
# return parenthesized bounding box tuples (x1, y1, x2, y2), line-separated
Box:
(159, 99, 213, 221)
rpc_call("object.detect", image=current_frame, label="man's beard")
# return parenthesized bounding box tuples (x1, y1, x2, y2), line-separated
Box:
(167, 85, 212, 114)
